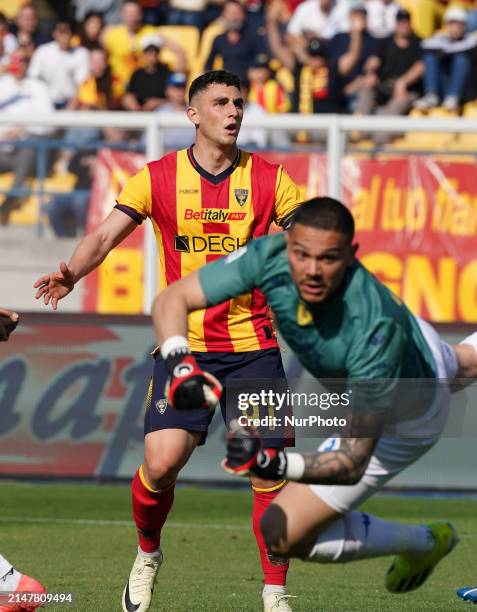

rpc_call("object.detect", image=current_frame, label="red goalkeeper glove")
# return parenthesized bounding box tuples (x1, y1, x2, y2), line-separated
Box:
(164, 349, 222, 411)
(222, 420, 288, 479)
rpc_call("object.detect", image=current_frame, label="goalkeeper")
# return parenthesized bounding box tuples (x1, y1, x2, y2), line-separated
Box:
(152, 196, 477, 594)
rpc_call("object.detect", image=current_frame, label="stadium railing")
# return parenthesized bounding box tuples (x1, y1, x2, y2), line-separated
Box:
(1, 110, 477, 310)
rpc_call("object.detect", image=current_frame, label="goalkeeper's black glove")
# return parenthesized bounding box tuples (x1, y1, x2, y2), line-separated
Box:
(222, 420, 288, 480)
(164, 348, 222, 411)
(0, 313, 19, 342)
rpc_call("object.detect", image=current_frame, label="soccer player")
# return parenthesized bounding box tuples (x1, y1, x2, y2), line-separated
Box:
(0, 309, 46, 612)
(151, 197, 477, 594)
(0, 553, 46, 612)
(33, 70, 303, 612)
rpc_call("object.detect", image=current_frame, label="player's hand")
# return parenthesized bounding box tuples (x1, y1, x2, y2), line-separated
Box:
(222, 420, 288, 479)
(33, 261, 75, 310)
(0, 308, 19, 341)
(165, 352, 222, 411)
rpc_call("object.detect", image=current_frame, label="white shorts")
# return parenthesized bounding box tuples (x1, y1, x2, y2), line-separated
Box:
(309, 318, 458, 514)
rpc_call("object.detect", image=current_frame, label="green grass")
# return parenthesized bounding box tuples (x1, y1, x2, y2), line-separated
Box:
(1, 482, 476, 611)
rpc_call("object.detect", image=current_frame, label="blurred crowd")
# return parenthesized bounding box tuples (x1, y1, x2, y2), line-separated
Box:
(1, 0, 477, 228)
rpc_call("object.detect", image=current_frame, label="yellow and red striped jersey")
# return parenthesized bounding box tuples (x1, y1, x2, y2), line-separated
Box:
(116, 147, 303, 352)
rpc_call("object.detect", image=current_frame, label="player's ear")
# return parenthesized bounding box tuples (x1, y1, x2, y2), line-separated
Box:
(350, 242, 359, 259)
(187, 105, 200, 128)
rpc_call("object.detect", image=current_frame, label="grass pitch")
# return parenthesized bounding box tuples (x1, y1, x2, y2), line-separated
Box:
(1, 482, 476, 611)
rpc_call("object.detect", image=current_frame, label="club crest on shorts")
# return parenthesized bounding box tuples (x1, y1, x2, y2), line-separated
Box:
(234, 188, 248, 206)
(155, 398, 168, 414)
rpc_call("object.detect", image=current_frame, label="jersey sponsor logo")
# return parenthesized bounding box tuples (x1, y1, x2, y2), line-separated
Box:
(234, 188, 249, 206)
(184, 208, 246, 222)
(174, 235, 246, 253)
(178, 188, 199, 194)
(297, 302, 313, 326)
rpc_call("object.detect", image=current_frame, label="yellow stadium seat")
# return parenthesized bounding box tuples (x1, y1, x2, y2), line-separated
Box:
(392, 107, 457, 150)
(157, 25, 200, 73)
(3, 172, 77, 226)
(450, 102, 477, 150)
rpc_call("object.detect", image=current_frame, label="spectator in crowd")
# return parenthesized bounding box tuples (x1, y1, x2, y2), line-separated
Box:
(103, 0, 158, 88)
(247, 53, 290, 113)
(139, 0, 168, 26)
(74, 0, 123, 26)
(70, 47, 122, 111)
(324, 3, 381, 111)
(0, 50, 54, 225)
(354, 8, 424, 117)
(205, 0, 264, 81)
(47, 151, 93, 238)
(122, 34, 186, 111)
(415, 5, 477, 111)
(154, 72, 195, 149)
(167, 0, 208, 29)
(11, 4, 50, 49)
(463, 0, 477, 32)
(58, 48, 121, 176)
(286, 0, 350, 42)
(76, 11, 105, 50)
(28, 21, 90, 108)
(0, 12, 18, 70)
(268, 3, 344, 115)
(365, 0, 401, 38)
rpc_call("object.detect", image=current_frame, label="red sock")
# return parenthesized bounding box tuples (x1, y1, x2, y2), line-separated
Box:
(252, 483, 289, 586)
(131, 466, 175, 553)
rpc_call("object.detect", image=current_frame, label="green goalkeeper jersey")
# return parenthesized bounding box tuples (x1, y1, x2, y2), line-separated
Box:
(199, 233, 436, 403)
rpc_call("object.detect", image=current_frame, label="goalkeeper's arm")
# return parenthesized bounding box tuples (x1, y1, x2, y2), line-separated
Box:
(223, 421, 377, 486)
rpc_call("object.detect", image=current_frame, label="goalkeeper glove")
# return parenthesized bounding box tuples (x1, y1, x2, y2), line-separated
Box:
(222, 420, 288, 480)
(162, 338, 222, 411)
(0, 312, 19, 342)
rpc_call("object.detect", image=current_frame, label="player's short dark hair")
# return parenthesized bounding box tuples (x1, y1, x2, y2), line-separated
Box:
(188, 70, 242, 103)
(291, 197, 355, 243)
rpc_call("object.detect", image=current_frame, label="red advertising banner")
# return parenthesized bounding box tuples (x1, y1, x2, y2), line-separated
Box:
(0, 315, 152, 477)
(84, 151, 477, 322)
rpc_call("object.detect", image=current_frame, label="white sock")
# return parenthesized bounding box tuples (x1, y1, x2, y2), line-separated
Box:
(263, 584, 286, 596)
(138, 545, 162, 559)
(307, 512, 434, 563)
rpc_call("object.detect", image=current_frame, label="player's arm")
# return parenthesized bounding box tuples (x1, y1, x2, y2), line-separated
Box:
(34, 166, 152, 310)
(224, 422, 376, 485)
(33, 209, 137, 310)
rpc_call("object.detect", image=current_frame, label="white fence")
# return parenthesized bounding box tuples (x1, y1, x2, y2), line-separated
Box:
(2, 110, 477, 311)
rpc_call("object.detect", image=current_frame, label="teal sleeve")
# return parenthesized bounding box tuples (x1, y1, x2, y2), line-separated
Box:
(345, 319, 404, 415)
(198, 240, 265, 306)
